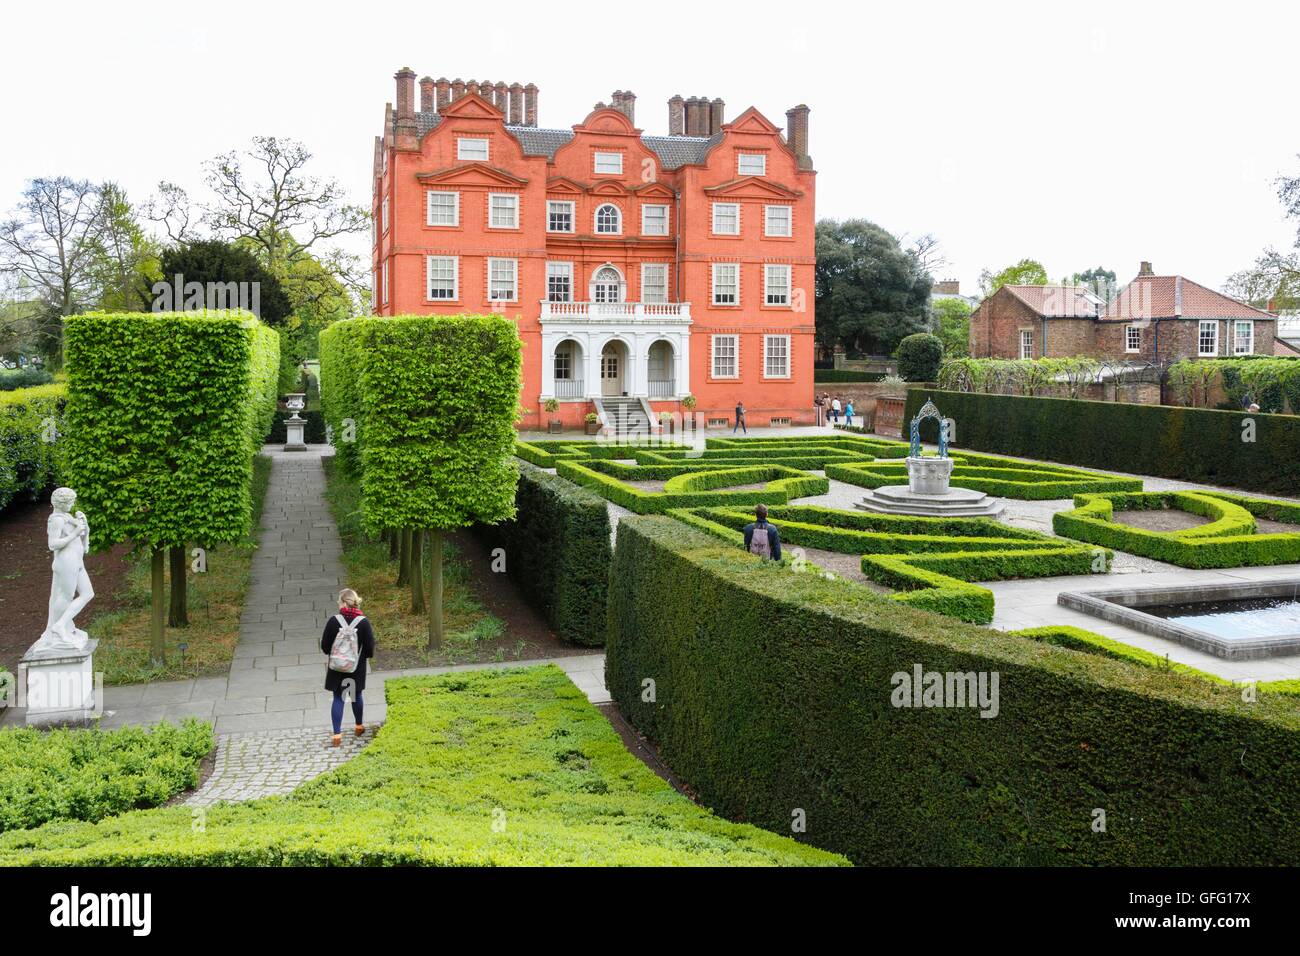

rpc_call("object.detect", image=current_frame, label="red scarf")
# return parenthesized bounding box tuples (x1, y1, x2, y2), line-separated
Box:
(339, 606, 363, 620)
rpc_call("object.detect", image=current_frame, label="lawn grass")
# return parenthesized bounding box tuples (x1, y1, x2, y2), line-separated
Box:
(88, 455, 274, 684)
(0, 667, 846, 866)
(322, 457, 514, 668)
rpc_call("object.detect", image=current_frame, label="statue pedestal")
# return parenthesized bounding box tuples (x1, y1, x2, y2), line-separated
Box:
(284, 417, 308, 451)
(21, 639, 98, 727)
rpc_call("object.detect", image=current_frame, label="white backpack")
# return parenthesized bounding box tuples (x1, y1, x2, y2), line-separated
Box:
(328, 613, 365, 673)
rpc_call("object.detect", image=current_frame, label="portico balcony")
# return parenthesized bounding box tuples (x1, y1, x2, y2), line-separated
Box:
(540, 300, 692, 323)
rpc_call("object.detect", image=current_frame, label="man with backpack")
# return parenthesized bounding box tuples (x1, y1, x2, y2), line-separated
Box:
(321, 588, 376, 747)
(742, 504, 782, 561)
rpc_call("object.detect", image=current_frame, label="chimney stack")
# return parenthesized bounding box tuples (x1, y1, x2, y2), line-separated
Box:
(509, 83, 524, 124)
(668, 95, 685, 136)
(419, 76, 435, 113)
(609, 90, 636, 124)
(451, 77, 465, 100)
(710, 97, 725, 135)
(436, 77, 450, 111)
(524, 83, 538, 126)
(785, 104, 811, 169)
(394, 67, 417, 146)
(494, 81, 508, 113)
(1139, 261, 1154, 276)
(684, 97, 700, 136)
(466, 80, 480, 98)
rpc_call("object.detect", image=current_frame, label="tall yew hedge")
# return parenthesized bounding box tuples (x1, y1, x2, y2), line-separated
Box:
(320, 315, 522, 647)
(905, 388, 1300, 496)
(0, 383, 66, 514)
(63, 310, 279, 662)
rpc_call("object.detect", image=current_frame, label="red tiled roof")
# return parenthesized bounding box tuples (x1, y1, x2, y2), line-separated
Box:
(1104, 275, 1275, 321)
(1275, 336, 1300, 356)
(1002, 284, 1103, 318)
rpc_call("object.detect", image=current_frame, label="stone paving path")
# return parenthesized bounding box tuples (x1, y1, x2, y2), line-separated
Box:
(88, 444, 610, 805)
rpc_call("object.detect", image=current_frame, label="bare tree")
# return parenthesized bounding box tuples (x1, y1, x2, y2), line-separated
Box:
(905, 233, 949, 276)
(142, 181, 197, 244)
(0, 178, 105, 362)
(201, 136, 369, 296)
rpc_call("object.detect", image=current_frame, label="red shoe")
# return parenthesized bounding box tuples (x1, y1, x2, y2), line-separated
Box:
(354, 724, 366, 737)
(331, 733, 342, 747)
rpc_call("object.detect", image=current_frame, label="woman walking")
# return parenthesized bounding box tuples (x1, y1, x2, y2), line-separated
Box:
(321, 588, 376, 747)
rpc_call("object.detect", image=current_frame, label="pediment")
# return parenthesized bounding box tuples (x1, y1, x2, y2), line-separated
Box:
(591, 180, 630, 196)
(546, 176, 586, 194)
(724, 107, 781, 135)
(631, 182, 675, 199)
(416, 162, 528, 187)
(703, 176, 802, 199)
(575, 108, 637, 135)
(438, 92, 503, 120)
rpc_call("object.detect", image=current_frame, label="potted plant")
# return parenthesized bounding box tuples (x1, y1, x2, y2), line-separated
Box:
(658, 410, 674, 434)
(584, 411, 601, 435)
(544, 397, 562, 433)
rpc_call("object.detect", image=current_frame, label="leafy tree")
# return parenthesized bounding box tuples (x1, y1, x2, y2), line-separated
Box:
(896, 333, 943, 381)
(979, 258, 1049, 296)
(151, 240, 292, 326)
(1069, 266, 1117, 299)
(1226, 158, 1300, 305)
(85, 183, 161, 313)
(815, 219, 932, 356)
(932, 297, 972, 358)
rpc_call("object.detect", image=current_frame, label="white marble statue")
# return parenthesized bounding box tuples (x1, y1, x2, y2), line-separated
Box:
(38, 487, 94, 651)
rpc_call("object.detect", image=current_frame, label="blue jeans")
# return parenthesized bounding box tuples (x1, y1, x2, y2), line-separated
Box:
(733, 417, 747, 433)
(331, 688, 364, 734)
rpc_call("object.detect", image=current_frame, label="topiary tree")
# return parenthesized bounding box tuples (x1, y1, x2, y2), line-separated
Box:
(62, 310, 278, 663)
(896, 333, 943, 382)
(320, 315, 521, 648)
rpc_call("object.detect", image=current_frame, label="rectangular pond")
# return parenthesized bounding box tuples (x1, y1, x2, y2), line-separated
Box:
(1058, 579, 1300, 660)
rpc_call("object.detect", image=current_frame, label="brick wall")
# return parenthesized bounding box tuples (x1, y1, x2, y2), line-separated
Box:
(969, 288, 1041, 358)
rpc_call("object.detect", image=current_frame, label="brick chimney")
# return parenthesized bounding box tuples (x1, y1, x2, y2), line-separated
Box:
(508, 83, 524, 124)
(436, 77, 451, 111)
(524, 83, 538, 126)
(934, 279, 961, 295)
(668, 95, 685, 136)
(1139, 261, 1154, 276)
(393, 67, 418, 146)
(451, 77, 465, 101)
(419, 76, 435, 113)
(466, 80, 480, 98)
(494, 82, 508, 113)
(710, 97, 725, 135)
(785, 104, 811, 169)
(684, 97, 700, 136)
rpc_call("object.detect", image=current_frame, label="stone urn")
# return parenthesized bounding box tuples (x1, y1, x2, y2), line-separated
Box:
(284, 393, 307, 451)
(907, 455, 954, 495)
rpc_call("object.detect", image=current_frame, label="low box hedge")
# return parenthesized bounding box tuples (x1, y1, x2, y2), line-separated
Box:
(673, 504, 1105, 624)
(813, 369, 887, 383)
(555, 459, 827, 514)
(905, 388, 1300, 497)
(826, 455, 1142, 500)
(0, 382, 65, 514)
(1053, 491, 1300, 568)
(0, 719, 213, 833)
(605, 516, 1300, 865)
(478, 461, 612, 646)
(0, 668, 844, 866)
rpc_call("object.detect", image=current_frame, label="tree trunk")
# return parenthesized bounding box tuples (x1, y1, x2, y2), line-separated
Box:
(426, 529, 443, 651)
(150, 546, 166, 666)
(168, 545, 188, 627)
(388, 528, 400, 560)
(410, 530, 426, 614)
(397, 528, 411, 586)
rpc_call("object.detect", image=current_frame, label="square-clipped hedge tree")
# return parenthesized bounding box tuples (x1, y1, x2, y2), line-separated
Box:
(62, 310, 279, 662)
(321, 315, 522, 648)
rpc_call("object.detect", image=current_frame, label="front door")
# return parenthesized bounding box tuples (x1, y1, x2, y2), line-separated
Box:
(601, 343, 623, 396)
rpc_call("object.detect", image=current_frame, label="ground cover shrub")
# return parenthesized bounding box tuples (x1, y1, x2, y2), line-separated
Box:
(0, 719, 212, 833)
(605, 516, 1300, 865)
(0, 668, 844, 866)
(1053, 491, 1300, 568)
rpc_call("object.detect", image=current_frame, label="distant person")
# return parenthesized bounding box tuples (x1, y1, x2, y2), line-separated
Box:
(830, 396, 842, 424)
(734, 401, 748, 434)
(1249, 402, 1261, 413)
(845, 401, 855, 428)
(743, 504, 782, 560)
(321, 588, 376, 747)
(814, 393, 825, 426)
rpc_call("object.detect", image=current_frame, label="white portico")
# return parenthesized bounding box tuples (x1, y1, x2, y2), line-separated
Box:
(539, 301, 692, 402)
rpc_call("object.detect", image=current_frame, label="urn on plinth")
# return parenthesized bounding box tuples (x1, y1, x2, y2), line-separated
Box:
(284, 392, 308, 451)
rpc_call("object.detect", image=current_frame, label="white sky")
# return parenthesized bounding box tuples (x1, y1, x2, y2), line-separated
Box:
(2, 0, 1296, 297)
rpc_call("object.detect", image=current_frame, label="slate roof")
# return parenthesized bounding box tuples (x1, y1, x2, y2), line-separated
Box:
(411, 112, 719, 168)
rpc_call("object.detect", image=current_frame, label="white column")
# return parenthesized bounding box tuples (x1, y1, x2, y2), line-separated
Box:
(540, 332, 557, 397)
(627, 334, 644, 397)
(676, 332, 690, 397)
(586, 333, 602, 398)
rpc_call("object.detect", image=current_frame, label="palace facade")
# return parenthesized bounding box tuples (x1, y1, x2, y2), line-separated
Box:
(371, 69, 816, 431)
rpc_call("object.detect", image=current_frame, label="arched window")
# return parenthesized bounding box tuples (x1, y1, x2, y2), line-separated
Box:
(593, 266, 623, 303)
(595, 204, 621, 234)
